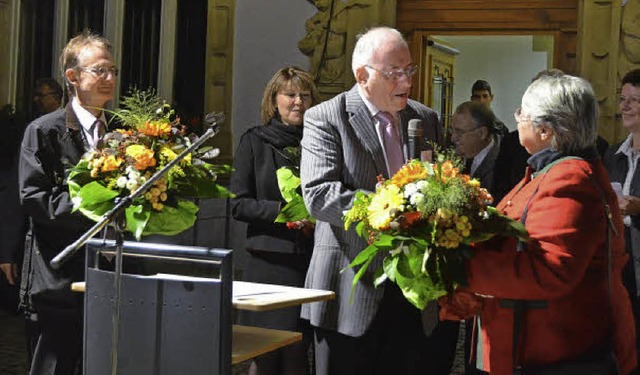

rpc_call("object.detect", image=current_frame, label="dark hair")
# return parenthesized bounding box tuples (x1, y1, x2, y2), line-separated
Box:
(35, 78, 63, 101)
(622, 69, 640, 87)
(455, 101, 498, 135)
(471, 80, 492, 95)
(260, 66, 319, 124)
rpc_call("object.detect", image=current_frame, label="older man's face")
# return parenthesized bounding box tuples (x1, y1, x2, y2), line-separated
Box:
(360, 39, 413, 114)
(450, 110, 489, 159)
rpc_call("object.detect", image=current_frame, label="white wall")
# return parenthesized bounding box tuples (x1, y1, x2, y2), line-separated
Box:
(232, 0, 316, 148)
(436, 35, 549, 131)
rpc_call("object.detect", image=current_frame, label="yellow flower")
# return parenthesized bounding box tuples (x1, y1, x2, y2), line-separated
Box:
(125, 144, 157, 171)
(160, 145, 191, 164)
(391, 160, 427, 186)
(367, 184, 404, 230)
(101, 155, 123, 172)
(139, 120, 172, 137)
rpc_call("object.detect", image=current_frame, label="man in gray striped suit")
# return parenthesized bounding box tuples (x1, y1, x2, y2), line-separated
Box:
(301, 27, 459, 375)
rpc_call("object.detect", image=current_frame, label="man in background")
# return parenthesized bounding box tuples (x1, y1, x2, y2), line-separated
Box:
(470, 79, 509, 137)
(451, 101, 501, 191)
(0, 77, 64, 364)
(300, 26, 457, 375)
(19, 31, 116, 375)
(33, 78, 63, 118)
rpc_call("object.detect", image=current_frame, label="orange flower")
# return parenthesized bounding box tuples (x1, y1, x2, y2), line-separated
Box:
(391, 161, 428, 186)
(139, 120, 172, 137)
(125, 144, 157, 170)
(401, 211, 422, 228)
(115, 129, 133, 136)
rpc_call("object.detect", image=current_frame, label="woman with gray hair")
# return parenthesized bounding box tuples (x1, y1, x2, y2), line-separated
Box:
(440, 74, 638, 375)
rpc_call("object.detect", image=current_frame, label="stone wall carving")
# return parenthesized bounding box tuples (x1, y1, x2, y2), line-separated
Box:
(299, 0, 395, 99)
(619, 0, 640, 79)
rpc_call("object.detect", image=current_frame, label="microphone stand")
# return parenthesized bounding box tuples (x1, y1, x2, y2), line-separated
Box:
(50, 114, 224, 374)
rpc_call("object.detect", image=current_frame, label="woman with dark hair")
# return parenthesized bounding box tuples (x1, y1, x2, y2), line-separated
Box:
(230, 66, 319, 374)
(605, 68, 640, 358)
(441, 74, 637, 375)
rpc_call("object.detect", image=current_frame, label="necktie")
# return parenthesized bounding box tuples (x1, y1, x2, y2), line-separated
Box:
(376, 111, 404, 176)
(93, 119, 106, 149)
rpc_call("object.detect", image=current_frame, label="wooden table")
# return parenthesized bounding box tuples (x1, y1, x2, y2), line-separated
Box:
(231, 325, 302, 365)
(72, 279, 335, 311)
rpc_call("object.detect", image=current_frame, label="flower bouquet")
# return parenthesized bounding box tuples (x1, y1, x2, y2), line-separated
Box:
(343, 152, 528, 309)
(67, 88, 232, 239)
(274, 146, 315, 230)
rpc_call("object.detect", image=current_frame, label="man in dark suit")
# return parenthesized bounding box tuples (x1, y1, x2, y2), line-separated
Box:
(18, 31, 116, 375)
(300, 26, 457, 375)
(451, 101, 501, 191)
(470, 79, 509, 138)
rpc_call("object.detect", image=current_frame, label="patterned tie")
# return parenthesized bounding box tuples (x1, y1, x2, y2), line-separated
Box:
(376, 111, 404, 175)
(93, 119, 106, 149)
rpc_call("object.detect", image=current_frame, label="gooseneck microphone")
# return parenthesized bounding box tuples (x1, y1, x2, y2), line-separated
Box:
(407, 119, 423, 161)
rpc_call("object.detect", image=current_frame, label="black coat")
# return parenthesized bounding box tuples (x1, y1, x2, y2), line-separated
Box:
(604, 142, 640, 295)
(18, 105, 96, 303)
(230, 119, 312, 256)
(230, 118, 313, 331)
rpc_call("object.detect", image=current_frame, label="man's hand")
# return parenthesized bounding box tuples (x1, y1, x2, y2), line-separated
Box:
(0, 263, 18, 285)
(619, 195, 640, 216)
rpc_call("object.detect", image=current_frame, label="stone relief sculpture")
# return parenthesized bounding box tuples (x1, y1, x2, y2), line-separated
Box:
(619, 0, 640, 80)
(299, 0, 373, 87)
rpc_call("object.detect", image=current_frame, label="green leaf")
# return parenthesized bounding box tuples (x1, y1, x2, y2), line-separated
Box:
(275, 196, 312, 223)
(141, 199, 199, 237)
(276, 167, 301, 203)
(345, 243, 380, 269)
(348, 255, 375, 303)
(125, 204, 150, 240)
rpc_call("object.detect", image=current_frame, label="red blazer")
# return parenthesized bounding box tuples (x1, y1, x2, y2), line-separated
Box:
(464, 158, 637, 375)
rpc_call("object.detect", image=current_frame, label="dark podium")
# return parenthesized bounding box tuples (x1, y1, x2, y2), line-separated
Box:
(83, 239, 233, 375)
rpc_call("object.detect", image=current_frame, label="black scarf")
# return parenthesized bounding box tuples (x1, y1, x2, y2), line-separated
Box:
(253, 117, 303, 149)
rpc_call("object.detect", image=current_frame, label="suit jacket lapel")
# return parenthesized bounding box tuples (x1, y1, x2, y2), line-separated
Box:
(345, 86, 388, 177)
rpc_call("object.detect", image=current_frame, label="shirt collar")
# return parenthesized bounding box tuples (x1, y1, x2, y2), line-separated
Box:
(615, 134, 635, 157)
(470, 138, 494, 175)
(71, 97, 106, 131)
(357, 85, 398, 121)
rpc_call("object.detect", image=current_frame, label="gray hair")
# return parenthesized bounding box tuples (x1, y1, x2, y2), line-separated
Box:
(455, 101, 498, 135)
(521, 74, 598, 153)
(351, 27, 407, 74)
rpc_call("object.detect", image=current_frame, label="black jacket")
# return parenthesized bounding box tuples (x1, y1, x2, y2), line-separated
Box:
(18, 105, 97, 302)
(230, 118, 312, 255)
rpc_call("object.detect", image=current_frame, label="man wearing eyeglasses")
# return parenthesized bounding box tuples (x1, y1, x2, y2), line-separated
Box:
(33, 78, 64, 118)
(451, 101, 501, 191)
(300, 27, 456, 375)
(18, 30, 116, 375)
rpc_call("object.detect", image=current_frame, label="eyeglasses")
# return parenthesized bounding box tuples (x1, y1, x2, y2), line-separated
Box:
(78, 66, 119, 79)
(447, 126, 481, 137)
(514, 107, 527, 122)
(34, 92, 58, 98)
(365, 64, 418, 80)
(619, 96, 640, 106)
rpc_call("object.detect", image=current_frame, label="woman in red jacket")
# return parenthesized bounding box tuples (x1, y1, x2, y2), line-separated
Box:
(442, 73, 638, 375)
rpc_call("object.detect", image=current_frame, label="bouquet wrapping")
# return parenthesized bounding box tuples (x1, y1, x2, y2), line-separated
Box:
(343, 154, 528, 310)
(67, 89, 232, 239)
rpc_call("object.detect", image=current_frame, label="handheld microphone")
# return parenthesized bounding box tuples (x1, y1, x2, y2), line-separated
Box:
(407, 119, 423, 161)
